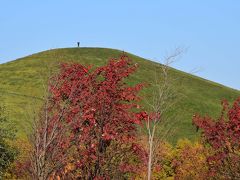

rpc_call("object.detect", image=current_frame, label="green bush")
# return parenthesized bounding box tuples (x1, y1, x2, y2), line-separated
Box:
(0, 105, 17, 178)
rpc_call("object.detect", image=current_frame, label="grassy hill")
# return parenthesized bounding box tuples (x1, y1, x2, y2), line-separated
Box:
(0, 47, 239, 143)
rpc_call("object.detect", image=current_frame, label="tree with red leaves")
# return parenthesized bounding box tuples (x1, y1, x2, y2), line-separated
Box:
(32, 55, 147, 179)
(193, 97, 240, 179)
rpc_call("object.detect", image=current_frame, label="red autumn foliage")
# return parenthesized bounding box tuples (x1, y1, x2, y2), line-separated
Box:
(48, 55, 147, 179)
(193, 97, 240, 179)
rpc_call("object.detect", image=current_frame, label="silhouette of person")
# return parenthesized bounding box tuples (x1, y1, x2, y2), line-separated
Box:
(77, 42, 80, 47)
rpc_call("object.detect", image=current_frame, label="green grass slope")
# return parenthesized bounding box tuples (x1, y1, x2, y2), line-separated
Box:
(0, 47, 239, 143)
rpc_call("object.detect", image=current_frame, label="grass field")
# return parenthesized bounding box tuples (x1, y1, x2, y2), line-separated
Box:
(0, 47, 239, 143)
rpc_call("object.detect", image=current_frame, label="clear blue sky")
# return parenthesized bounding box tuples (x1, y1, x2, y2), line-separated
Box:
(1, 0, 240, 90)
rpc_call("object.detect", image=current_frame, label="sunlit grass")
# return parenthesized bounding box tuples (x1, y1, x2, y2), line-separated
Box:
(0, 47, 239, 143)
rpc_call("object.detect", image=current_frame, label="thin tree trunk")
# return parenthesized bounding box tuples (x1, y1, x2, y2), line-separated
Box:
(148, 136, 153, 180)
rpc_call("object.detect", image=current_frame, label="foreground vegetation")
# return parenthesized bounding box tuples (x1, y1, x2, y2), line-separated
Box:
(0, 54, 239, 179)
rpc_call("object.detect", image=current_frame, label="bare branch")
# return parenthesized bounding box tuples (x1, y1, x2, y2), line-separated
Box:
(144, 48, 184, 180)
